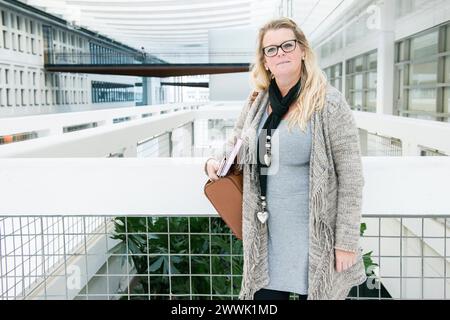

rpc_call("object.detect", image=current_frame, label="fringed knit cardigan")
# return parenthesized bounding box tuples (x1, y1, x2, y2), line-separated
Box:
(210, 84, 367, 300)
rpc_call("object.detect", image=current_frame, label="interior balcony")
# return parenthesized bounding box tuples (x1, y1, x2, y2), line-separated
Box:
(0, 102, 449, 300)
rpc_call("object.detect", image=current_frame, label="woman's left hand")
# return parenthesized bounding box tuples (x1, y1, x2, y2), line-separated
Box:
(334, 248, 356, 272)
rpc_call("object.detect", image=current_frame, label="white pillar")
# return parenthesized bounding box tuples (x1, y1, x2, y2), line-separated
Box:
(375, 1, 395, 115)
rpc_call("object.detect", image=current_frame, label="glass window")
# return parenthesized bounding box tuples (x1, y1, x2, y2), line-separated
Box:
(367, 91, 377, 110)
(447, 25, 450, 51)
(18, 34, 22, 51)
(334, 64, 341, 77)
(31, 38, 35, 54)
(6, 88, 11, 106)
(409, 61, 437, 85)
(354, 56, 364, 72)
(410, 31, 438, 60)
(353, 92, 362, 107)
(330, 78, 336, 88)
(334, 79, 341, 91)
(346, 60, 352, 74)
(11, 32, 16, 50)
(445, 56, 450, 83)
(368, 72, 377, 89)
(395, 24, 449, 120)
(353, 74, 363, 90)
(444, 88, 450, 113)
(3, 30, 8, 49)
(1, 11, 6, 27)
(408, 88, 436, 112)
(396, 42, 405, 62)
(368, 52, 377, 69)
(346, 52, 376, 111)
(323, 63, 342, 91)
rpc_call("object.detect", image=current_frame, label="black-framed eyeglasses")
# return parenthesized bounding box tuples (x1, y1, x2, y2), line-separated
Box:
(262, 39, 299, 57)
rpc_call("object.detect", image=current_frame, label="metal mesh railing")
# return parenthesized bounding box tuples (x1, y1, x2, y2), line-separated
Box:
(0, 214, 448, 300)
(359, 216, 449, 300)
(367, 133, 402, 156)
(0, 216, 105, 299)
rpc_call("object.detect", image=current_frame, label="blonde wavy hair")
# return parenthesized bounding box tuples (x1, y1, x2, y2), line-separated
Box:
(251, 17, 328, 132)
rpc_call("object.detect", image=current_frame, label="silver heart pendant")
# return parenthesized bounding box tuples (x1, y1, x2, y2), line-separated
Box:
(263, 154, 271, 166)
(257, 211, 269, 224)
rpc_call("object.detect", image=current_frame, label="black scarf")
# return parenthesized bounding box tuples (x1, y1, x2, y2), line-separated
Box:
(257, 77, 302, 202)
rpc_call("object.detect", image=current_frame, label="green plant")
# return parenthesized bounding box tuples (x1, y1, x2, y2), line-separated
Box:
(110, 216, 240, 300)
(360, 222, 379, 276)
(347, 223, 391, 299)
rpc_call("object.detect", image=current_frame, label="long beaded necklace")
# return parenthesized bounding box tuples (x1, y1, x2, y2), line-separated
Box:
(256, 77, 302, 224)
(257, 104, 289, 224)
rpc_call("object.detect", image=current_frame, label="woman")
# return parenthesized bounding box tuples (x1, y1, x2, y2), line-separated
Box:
(204, 17, 367, 300)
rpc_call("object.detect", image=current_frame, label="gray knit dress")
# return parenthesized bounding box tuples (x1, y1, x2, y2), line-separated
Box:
(256, 105, 312, 295)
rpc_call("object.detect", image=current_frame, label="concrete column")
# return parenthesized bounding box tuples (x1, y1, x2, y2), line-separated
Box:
(375, 1, 395, 115)
(141, 77, 152, 106)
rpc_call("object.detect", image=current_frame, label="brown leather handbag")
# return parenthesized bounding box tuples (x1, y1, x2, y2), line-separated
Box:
(203, 158, 243, 240)
(203, 91, 258, 240)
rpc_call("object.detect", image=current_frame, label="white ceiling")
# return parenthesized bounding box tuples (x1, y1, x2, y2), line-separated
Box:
(21, 0, 356, 61)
